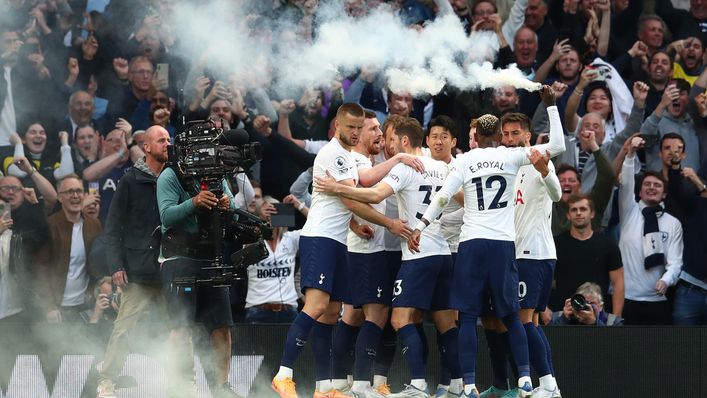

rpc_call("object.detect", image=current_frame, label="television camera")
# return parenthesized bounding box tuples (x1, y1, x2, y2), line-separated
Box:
(165, 119, 272, 290)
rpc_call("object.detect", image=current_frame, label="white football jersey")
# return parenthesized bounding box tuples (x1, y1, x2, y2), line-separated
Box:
(347, 152, 385, 253)
(301, 138, 358, 244)
(374, 152, 402, 252)
(447, 146, 533, 242)
(440, 157, 463, 253)
(513, 162, 559, 260)
(383, 156, 451, 260)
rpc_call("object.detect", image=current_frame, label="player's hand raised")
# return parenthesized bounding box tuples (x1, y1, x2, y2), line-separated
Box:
(527, 148, 551, 177)
(388, 218, 412, 240)
(395, 153, 425, 173)
(407, 229, 422, 253)
(313, 170, 340, 194)
(539, 85, 556, 106)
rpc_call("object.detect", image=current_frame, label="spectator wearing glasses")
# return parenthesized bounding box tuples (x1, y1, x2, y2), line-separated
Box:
(105, 55, 154, 129)
(35, 175, 102, 323)
(0, 176, 49, 271)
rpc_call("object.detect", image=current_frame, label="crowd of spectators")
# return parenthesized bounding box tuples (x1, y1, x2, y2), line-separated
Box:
(1, 0, 707, 329)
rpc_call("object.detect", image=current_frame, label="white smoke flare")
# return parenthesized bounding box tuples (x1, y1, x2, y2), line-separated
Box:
(167, 0, 540, 97)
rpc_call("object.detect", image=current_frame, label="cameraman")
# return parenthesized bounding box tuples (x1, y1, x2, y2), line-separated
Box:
(157, 138, 241, 397)
(95, 126, 170, 398)
(550, 282, 624, 326)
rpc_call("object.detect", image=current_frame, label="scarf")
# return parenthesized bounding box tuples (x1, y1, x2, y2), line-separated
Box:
(642, 205, 666, 270)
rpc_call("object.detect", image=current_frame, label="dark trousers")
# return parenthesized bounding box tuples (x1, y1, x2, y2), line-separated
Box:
(623, 299, 672, 325)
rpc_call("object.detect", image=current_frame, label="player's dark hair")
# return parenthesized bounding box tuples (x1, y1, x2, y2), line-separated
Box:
(475, 114, 499, 137)
(395, 117, 424, 148)
(500, 112, 531, 133)
(364, 109, 377, 119)
(428, 115, 458, 139)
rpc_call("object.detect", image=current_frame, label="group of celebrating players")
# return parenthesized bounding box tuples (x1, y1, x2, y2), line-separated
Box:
(271, 85, 566, 398)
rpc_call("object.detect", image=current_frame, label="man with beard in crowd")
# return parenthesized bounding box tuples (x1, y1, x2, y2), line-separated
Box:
(96, 126, 174, 398)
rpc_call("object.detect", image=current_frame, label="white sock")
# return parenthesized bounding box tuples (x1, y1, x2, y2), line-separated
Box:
(352, 381, 371, 392)
(373, 375, 388, 387)
(317, 379, 332, 392)
(463, 384, 477, 395)
(410, 379, 427, 391)
(518, 376, 532, 389)
(332, 379, 348, 390)
(275, 366, 293, 380)
(449, 379, 463, 395)
(539, 374, 557, 391)
(347, 374, 353, 385)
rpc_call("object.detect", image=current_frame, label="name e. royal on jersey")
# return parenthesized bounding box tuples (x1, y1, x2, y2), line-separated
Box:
(467, 161, 505, 173)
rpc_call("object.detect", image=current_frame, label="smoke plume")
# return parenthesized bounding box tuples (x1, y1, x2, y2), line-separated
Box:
(167, 0, 541, 98)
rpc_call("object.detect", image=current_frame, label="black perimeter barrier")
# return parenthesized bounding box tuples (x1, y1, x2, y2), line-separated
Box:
(0, 323, 706, 398)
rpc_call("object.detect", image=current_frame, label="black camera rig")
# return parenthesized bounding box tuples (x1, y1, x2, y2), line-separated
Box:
(165, 119, 272, 290)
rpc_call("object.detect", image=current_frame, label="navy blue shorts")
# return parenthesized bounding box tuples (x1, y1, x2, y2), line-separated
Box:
(392, 255, 453, 311)
(452, 239, 519, 318)
(300, 236, 348, 301)
(517, 259, 556, 311)
(385, 251, 402, 279)
(348, 251, 393, 307)
(161, 257, 233, 331)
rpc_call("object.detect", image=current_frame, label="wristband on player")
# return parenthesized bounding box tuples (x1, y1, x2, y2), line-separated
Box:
(415, 219, 428, 232)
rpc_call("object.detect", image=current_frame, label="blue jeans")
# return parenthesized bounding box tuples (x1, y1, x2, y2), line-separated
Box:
(673, 284, 707, 325)
(244, 305, 298, 324)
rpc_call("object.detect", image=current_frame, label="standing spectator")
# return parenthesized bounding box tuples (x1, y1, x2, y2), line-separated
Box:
(1, 29, 58, 145)
(0, 176, 50, 267)
(58, 90, 96, 143)
(105, 56, 154, 128)
(619, 136, 683, 325)
(35, 175, 102, 323)
(636, 15, 667, 58)
(72, 124, 100, 176)
(280, 90, 331, 142)
(640, 79, 702, 172)
(0, 29, 21, 146)
(490, 85, 520, 117)
(96, 126, 171, 398)
(642, 50, 673, 118)
(606, 0, 643, 61)
(523, 0, 559, 64)
(81, 127, 143, 222)
(551, 193, 624, 317)
(557, 81, 647, 190)
(663, 137, 707, 325)
(449, 0, 473, 33)
(4, 126, 73, 201)
(656, 0, 707, 44)
(532, 54, 580, 136)
(0, 198, 24, 322)
(244, 195, 307, 324)
(669, 37, 704, 86)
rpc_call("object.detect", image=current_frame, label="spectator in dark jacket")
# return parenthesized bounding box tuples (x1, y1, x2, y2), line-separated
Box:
(95, 125, 171, 398)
